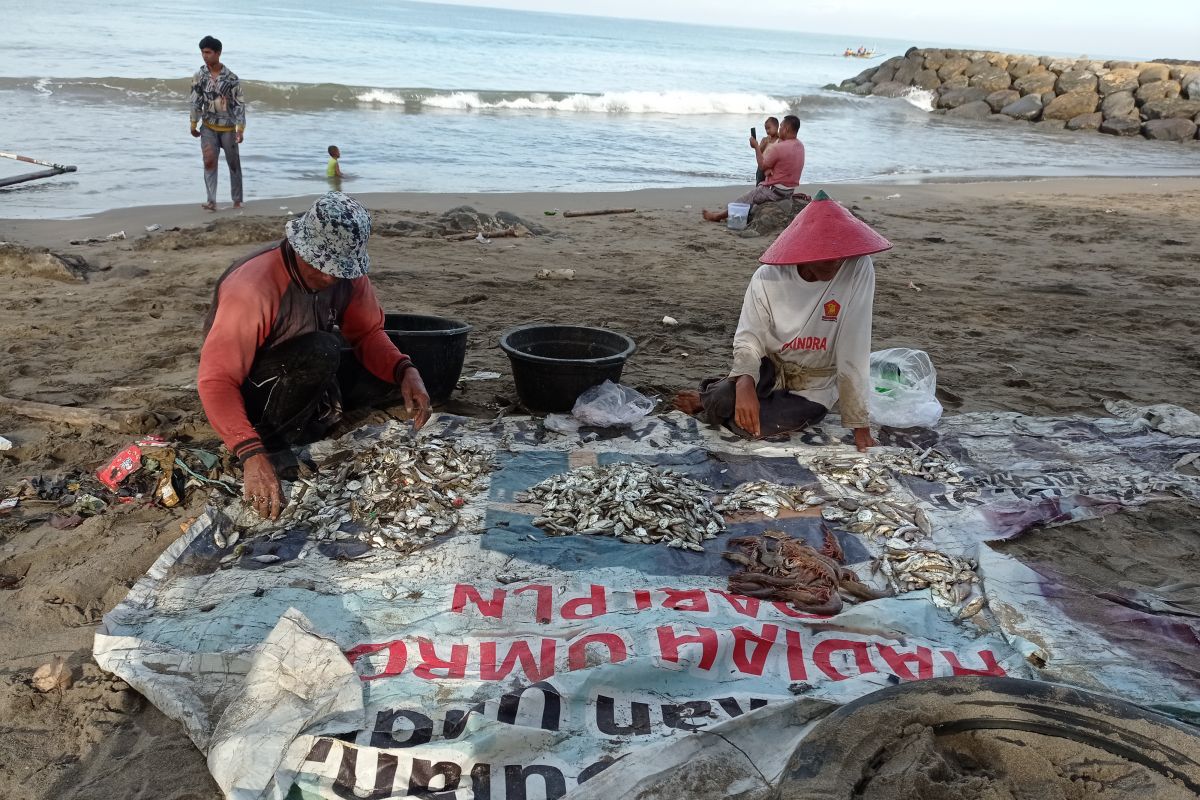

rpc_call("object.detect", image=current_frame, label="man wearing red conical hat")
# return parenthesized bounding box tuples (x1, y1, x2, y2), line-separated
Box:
(676, 191, 889, 450)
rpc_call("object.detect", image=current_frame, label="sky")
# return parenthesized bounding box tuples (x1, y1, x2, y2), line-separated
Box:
(417, 0, 1200, 61)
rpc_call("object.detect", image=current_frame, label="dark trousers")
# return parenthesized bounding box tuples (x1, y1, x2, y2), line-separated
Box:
(242, 331, 400, 450)
(698, 357, 827, 438)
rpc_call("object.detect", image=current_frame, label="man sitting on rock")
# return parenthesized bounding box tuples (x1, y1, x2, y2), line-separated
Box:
(198, 191, 431, 520)
(678, 191, 888, 451)
(704, 114, 805, 223)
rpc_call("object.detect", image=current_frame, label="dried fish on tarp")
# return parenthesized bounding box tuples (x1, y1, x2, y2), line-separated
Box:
(723, 529, 889, 615)
(874, 447, 965, 483)
(519, 462, 723, 551)
(714, 481, 826, 518)
(808, 454, 893, 494)
(224, 429, 493, 554)
(874, 547, 985, 620)
(820, 495, 931, 541)
(807, 447, 965, 494)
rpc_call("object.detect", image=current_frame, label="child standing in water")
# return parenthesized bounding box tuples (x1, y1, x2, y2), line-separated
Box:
(326, 145, 343, 186)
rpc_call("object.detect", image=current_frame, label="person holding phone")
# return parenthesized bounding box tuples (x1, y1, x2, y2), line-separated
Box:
(703, 114, 804, 224)
(754, 116, 780, 184)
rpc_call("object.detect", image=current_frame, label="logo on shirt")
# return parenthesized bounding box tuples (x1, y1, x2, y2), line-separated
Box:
(822, 300, 841, 322)
(781, 336, 828, 353)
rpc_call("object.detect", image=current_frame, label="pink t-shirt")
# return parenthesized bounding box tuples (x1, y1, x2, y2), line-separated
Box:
(762, 138, 805, 188)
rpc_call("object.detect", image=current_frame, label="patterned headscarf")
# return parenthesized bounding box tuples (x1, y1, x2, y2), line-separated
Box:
(285, 192, 371, 278)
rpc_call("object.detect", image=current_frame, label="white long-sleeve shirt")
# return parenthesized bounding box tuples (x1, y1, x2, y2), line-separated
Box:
(728, 256, 875, 428)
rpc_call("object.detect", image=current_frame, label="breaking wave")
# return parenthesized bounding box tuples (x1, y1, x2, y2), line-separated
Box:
(5, 77, 831, 116)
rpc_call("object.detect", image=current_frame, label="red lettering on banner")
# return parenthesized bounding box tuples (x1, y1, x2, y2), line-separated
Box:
(345, 641, 407, 681)
(713, 591, 762, 618)
(480, 640, 556, 682)
(656, 625, 719, 671)
(413, 638, 468, 680)
(876, 644, 934, 681)
(514, 584, 554, 623)
(568, 633, 629, 671)
(563, 585, 608, 620)
(942, 649, 1007, 677)
(451, 584, 505, 618)
(731, 624, 779, 676)
(770, 601, 824, 619)
(813, 639, 878, 681)
(785, 629, 808, 680)
(633, 589, 653, 611)
(660, 588, 710, 613)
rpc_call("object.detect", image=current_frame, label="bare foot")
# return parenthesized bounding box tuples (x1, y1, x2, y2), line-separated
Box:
(201, 202, 216, 212)
(701, 209, 726, 222)
(673, 390, 703, 415)
(233, 202, 243, 209)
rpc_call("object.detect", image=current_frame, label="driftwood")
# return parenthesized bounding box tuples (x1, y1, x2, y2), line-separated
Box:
(0, 394, 152, 433)
(446, 227, 520, 241)
(562, 207, 636, 218)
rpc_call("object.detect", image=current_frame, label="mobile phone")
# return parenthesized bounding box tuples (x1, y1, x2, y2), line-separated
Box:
(751, 127, 757, 138)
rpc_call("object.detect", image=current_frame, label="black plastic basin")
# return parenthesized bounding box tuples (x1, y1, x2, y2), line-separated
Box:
(499, 324, 636, 413)
(382, 313, 472, 403)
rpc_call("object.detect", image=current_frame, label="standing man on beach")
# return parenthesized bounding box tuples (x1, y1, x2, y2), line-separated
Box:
(704, 114, 804, 223)
(189, 35, 246, 211)
(679, 192, 889, 451)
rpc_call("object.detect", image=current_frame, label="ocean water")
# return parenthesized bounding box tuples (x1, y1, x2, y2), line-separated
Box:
(2, 0, 1198, 218)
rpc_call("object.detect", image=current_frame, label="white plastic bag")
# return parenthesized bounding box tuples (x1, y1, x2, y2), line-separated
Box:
(868, 348, 943, 429)
(571, 381, 656, 427)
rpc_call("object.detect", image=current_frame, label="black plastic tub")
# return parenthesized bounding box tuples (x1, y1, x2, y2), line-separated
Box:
(382, 313, 472, 403)
(499, 324, 636, 413)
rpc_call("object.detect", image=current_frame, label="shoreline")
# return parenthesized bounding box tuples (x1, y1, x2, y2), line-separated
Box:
(3, 176, 1199, 248)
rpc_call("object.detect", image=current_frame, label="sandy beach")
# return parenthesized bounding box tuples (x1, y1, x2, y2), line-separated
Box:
(2, 177, 1200, 798)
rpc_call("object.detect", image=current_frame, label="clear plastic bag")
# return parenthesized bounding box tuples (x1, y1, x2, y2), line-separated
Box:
(868, 348, 943, 429)
(571, 381, 656, 427)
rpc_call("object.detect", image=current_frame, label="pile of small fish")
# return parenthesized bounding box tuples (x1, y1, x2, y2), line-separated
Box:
(808, 455, 893, 494)
(222, 430, 493, 556)
(875, 547, 985, 619)
(874, 447, 965, 483)
(724, 529, 889, 615)
(519, 463, 723, 550)
(820, 495, 932, 543)
(715, 481, 827, 518)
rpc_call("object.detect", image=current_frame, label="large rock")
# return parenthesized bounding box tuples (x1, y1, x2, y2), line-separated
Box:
(923, 50, 948, 70)
(1066, 112, 1103, 130)
(1098, 68, 1140, 95)
(1056, 70, 1097, 93)
(893, 56, 925, 85)
(946, 100, 994, 119)
(1106, 60, 1137, 70)
(1041, 91, 1059, 108)
(986, 89, 1021, 111)
(1136, 80, 1181, 104)
(849, 83, 874, 96)
(964, 58, 994, 78)
(1100, 113, 1143, 136)
(969, 66, 1013, 93)
(1007, 57, 1041, 79)
(1001, 93, 1044, 120)
(1035, 119, 1067, 131)
(872, 63, 898, 85)
(914, 69, 941, 90)
(1047, 58, 1074, 73)
(852, 66, 878, 83)
(1142, 118, 1198, 141)
(937, 57, 972, 80)
(872, 81, 913, 98)
(1014, 71, 1057, 96)
(1185, 75, 1200, 100)
(937, 86, 988, 109)
(1101, 91, 1136, 117)
(1141, 98, 1200, 120)
(939, 75, 969, 91)
(1042, 91, 1100, 120)
(1138, 63, 1171, 84)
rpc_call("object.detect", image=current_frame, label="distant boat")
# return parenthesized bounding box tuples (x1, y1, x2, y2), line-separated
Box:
(843, 47, 879, 59)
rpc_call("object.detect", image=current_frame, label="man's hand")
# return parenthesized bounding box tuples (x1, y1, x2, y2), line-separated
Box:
(400, 368, 432, 430)
(243, 452, 284, 520)
(190, 128, 201, 138)
(749, 135, 759, 150)
(854, 427, 878, 452)
(733, 375, 761, 438)
(236, 131, 244, 144)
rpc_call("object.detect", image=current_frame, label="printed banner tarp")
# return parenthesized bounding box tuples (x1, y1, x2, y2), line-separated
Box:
(93, 410, 1200, 799)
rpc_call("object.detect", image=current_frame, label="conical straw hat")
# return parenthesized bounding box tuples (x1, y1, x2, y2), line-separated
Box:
(759, 190, 892, 266)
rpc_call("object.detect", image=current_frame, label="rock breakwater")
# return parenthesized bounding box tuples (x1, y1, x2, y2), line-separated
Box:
(833, 47, 1200, 143)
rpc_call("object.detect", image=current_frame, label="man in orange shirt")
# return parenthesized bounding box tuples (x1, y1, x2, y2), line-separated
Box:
(704, 114, 805, 223)
(198, 192, 431, 520)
